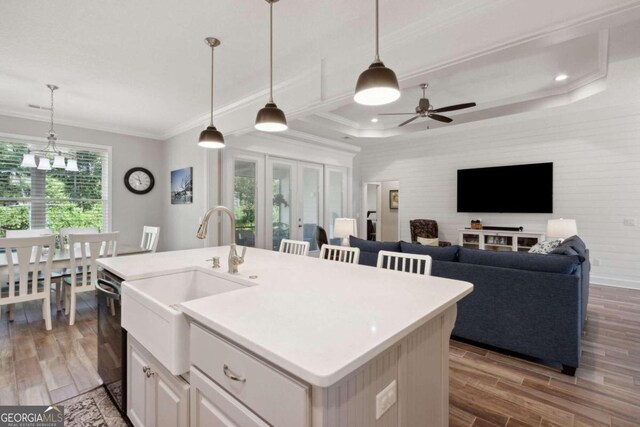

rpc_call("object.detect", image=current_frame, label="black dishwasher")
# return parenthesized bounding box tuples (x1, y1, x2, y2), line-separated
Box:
(96, 275, 127, 418)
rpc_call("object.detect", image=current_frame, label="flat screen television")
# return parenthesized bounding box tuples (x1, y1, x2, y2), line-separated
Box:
(457, 162, 553, 213)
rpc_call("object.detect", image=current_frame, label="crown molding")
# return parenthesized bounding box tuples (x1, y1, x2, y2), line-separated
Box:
(0, 108, 164, 141)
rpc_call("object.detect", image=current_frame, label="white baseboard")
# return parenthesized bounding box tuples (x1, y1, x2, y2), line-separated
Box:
(590, 275, 640, 290)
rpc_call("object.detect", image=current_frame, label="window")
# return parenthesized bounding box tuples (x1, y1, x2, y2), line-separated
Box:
(0, 140, 110, 237)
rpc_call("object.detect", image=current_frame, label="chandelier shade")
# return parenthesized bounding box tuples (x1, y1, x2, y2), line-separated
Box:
(21, 153, 37, 168)
(65, 159, 79, 172)
(37, 157, 52, 171)
(52, 154, 66, 169)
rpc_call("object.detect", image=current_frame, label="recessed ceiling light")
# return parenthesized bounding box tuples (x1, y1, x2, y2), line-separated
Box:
(555, 74, 568, 82)
(371, 118, 379, 123)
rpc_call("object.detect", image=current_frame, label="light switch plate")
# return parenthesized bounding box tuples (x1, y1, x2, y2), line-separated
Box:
(376, 380, 397, 420)
(623, 218, 637, 227)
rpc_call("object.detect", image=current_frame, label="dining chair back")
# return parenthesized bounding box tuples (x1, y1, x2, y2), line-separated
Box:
(376, 250, 432, 276)
(319, 244, 360, 264)
(64, 232, 119, 325)
(0, 235, 55, 330)
(140, 226, 160, 253)
(6, 229, 54, 238)
(59, 227, 100, 249)
(279, 239, 310, 256)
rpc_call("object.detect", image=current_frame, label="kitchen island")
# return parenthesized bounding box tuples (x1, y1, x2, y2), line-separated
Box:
(98, 246, 473, 427)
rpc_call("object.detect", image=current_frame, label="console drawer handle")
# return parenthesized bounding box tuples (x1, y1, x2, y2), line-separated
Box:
(223, 364, 246, 383)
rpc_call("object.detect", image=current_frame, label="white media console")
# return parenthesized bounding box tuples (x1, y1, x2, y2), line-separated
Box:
(458, 229, 546, 252)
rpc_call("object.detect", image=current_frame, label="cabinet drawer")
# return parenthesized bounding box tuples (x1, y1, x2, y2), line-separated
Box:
(190, 325, 309, 427)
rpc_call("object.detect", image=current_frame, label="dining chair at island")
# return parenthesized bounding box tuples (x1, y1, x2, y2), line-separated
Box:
(63, 232, 119, 325)
(140, 226, 160, 253)
(278, 239, 310, 256)
(319, 244, 360, 264)
(5, 228, 54, 238)
(377, 250, 433, 276)
(0, 235, 56, 330)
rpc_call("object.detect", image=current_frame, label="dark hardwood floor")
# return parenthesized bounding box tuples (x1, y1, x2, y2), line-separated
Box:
(1, 285, 639, 426)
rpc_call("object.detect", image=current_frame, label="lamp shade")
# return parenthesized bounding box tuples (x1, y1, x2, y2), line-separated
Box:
(334, 218, 358, 239)
(65, 158, 79, 172)
(354, 61, 401, 106)
(52, 154, 66, 169)
(198, 126, 225, 149)
(255, 102, 288, 132)
(37, 157, 52, 171)
(546, 218, 577, 240)
(21, 153, 37, 168)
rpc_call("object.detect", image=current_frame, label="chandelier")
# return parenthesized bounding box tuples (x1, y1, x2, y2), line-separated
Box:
(21, 84, 78, 172)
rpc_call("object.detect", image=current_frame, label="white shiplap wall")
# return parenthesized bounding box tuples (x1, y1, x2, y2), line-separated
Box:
(357, 104, 640, 288)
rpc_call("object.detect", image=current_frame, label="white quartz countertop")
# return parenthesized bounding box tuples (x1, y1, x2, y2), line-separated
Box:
(98, 246, 473, 387)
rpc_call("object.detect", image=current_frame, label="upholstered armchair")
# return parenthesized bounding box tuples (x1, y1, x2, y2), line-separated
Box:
(409, 219, 451, 247)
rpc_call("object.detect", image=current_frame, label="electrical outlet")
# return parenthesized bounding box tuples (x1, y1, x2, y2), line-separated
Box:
(623, 218, 637, 227)
(375, 380, 397, 420)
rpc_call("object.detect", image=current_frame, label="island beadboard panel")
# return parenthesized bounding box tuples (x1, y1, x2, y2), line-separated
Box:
(356, 93, 640, 289)
(312, 306, 457, 427)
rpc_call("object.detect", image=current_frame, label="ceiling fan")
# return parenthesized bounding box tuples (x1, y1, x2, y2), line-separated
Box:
(378, 83, 476, 127)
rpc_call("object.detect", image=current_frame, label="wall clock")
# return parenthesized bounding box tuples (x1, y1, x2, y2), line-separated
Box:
(124, 167, 155, 195)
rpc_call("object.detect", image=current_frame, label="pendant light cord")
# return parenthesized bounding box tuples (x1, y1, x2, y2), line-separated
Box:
(49, 86, 55, 134)
(374, 0, 380, 62)
(210, 45, 215, 126)
(269, 1, 274, 103)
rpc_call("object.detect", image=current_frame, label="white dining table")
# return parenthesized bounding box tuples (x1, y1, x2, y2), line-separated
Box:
(0, 244, 150, 277)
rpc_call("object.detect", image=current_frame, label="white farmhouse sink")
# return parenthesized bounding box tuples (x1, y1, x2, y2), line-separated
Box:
(122, 269, 249, 375)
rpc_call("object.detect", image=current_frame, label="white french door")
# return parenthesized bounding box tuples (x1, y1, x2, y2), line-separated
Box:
(266, 159, 325, 251)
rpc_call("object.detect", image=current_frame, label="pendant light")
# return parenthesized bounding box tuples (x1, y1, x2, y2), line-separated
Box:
(198, 37, 225, 149)
(354, 0, 400, 106)
(255, 0, 287, 132)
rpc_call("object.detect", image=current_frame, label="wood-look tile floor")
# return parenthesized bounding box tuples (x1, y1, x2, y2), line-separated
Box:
(450, 285, 640, 427)
(0, 292, 101, 405)
(1, 285, 639, 427)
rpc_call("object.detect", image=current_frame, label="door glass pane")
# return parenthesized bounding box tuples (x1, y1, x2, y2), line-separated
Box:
(234, 160, 257, 247)
(272, 164, 292, 250)
(326, 170, 345, 242)
(301, 167, 321, 251)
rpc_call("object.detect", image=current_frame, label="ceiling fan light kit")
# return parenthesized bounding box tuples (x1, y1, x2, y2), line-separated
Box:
(198, 37, 226, 149)
(354, 0, 400, 106)
(255, 0, 288, 132)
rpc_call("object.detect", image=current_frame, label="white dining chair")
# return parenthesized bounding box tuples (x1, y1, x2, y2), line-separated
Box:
(319, 244, 360, 264)
(0, 235, 55, 330)
(140, 226, 160, 253)
(376, 250, 432, 276)
(63, 232, 119, 325)
(279, 239, 310, 256)
(59, 227, 100, 248)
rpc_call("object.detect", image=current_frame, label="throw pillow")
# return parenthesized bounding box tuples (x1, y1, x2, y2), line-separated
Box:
(528, 239, 562, 254)
(417, 237, 439, 246)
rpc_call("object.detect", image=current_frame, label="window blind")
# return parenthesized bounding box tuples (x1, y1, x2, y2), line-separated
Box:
(0, 140, 110, 237)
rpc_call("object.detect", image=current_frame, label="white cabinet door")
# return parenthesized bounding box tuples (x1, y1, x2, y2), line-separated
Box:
(152, 373, 190, 427)
(190, 367, 268, 427)
(128, 336, 190, 427)
(128, 340, 152, 427)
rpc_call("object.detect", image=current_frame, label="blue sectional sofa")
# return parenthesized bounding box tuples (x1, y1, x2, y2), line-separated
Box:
(349, 235, 590, 375)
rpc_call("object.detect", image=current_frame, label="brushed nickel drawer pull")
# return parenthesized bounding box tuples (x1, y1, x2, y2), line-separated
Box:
(223, 364, 246, 383)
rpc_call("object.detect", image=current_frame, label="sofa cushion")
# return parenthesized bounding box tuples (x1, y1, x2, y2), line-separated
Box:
(550, 235, 586, 260)
(349, 236, 401, 267)
(400, 241, 459, 262)
(458, 247, 580, 275)
(528, 239, 562, 254)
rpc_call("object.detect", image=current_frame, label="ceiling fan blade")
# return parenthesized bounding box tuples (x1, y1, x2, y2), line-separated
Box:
(398, 115, 420, 127)
(428, 114, 453, 123)
(378, 113, 416, 115)
(431, 102, 476, 113)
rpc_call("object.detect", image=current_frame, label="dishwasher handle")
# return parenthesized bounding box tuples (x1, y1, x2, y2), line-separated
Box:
(96, 279, 121, 301)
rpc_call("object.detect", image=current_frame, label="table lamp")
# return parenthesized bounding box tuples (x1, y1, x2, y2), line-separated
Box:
(546, 218, 577, 240)
(334, 218, 358, 246)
